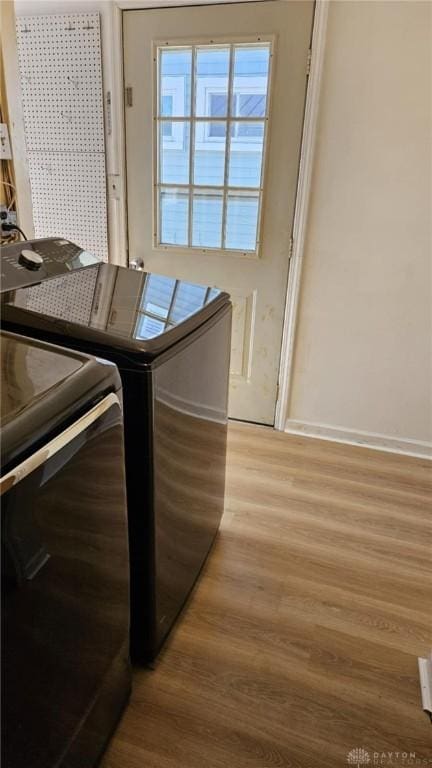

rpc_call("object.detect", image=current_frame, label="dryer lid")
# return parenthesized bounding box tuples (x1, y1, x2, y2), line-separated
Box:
(1, 332, 121, 474)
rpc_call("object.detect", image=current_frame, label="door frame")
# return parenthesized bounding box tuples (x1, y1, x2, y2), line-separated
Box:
(109, 0, 329, 429)
(273, 0, 329, 429)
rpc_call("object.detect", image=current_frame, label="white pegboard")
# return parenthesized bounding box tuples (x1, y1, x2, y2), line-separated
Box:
(24, 268, 99, 325)
(16, 13, 108, 261)
(28, 151, 108, 262)
(16, 13, 104, 153)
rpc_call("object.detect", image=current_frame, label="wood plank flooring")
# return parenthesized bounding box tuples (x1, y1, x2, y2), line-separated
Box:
(102, 424, 432, 767)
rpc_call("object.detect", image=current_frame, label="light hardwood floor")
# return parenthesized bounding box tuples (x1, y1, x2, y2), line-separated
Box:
(102, 423, 432, 767)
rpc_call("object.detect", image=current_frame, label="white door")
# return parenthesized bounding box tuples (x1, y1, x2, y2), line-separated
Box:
(123, 1, 313, 424)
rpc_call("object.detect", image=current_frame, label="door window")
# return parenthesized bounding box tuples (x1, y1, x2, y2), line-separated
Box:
(155, 41, 272, 253)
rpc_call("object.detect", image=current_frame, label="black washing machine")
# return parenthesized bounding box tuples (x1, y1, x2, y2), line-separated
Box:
(1, 238, 232, 661)
(1, 330, 131, 768)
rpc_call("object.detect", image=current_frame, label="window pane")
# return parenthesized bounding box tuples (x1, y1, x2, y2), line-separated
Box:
(155, 41, 272, 253)
(225, 192, 259, 251)
(210, 94, 228, 119)
(195, 47, 230, 117)
(162, 95, 173, 116)
(228, 122, 264, 188)
(160, 48, 192, 117)
(192, 190, 223, 248)
(193, 122, 226, 185)
(161, 95, 173, 136)
(159, 122, 190, 184)
(160, 189, 189, 245)
(232, 44, 270, 116)
(238, 93, 266, 118)
(170, 282, 207, 323)
(142, 274, 176, 318)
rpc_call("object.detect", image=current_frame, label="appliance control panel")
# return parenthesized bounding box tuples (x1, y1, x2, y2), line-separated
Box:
(0, 238, 100, 293)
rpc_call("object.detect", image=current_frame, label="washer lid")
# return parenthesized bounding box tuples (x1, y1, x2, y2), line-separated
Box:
(1, 263, 230, 363)
(1, 331, 121, 474)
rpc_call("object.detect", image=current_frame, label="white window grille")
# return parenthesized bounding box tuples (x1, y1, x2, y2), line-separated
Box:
(154, 41, 272, 254)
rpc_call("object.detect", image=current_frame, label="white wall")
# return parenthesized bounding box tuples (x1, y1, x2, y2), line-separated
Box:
(286, 0, 432, 456)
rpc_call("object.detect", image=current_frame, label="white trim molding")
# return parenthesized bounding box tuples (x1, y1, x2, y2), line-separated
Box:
(105, 2, 128, 266)
(274, 0, 329, 430)
(285, 419, 432, 460)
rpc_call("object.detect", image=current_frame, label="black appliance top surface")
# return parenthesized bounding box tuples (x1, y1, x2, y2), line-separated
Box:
(1, 331, 121, 473)
(1, 261, 230, 364)
(0, 238, 100, 292)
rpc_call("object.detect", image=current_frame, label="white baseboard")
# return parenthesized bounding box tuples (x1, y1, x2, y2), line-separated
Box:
(285, 419, 432, 460)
